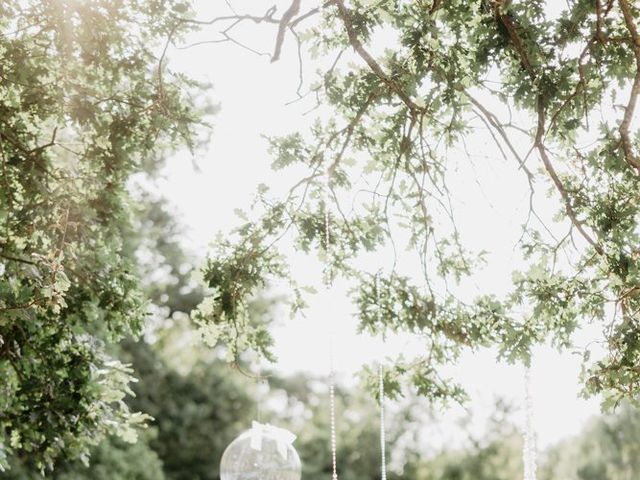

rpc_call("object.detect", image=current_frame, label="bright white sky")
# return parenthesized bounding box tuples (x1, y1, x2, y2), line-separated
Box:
(156, 0, 605, 450)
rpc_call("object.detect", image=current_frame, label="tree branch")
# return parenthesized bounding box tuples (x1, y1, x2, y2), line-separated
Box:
(492, 1, 535, 80)
(535, 96, 602, 254)
(0, 251, 38, 265)
(462, 89, 533, 179)
(271, 0, 301, 62)
(333, 0, 424, 114)
(617, 0, 640, 173)
(492, 1, 603, 253)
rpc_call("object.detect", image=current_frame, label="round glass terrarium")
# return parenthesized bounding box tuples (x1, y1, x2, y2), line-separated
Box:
(220, 422, 302, 480)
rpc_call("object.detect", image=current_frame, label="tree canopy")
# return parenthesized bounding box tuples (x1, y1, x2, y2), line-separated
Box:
(191, 0, 640, 410)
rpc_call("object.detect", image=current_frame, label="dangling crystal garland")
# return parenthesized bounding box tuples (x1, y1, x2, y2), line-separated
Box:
(329, 355, 338, 480)
(324, 169, 339, 480)
(379, 364, 387, 480)
(375, 273, 388, 480)
(523, 365, 538, 480)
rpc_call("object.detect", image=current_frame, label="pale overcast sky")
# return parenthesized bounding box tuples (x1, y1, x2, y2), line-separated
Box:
(156, 0, 604, 449)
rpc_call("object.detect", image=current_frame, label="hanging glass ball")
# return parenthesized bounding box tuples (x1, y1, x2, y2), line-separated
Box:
(220, 422, 302, 480)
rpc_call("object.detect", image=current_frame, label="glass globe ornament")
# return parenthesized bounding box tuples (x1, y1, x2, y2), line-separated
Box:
(220, 421, 302, 480)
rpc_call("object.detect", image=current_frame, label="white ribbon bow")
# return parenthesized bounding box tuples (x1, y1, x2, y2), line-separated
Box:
(249, 421, 297, 460)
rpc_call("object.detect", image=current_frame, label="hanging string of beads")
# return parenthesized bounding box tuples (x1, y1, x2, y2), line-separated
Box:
(379, 363, 387, 480)
(323, 168, 339, 480)
(375, 272, 388, 480)
(329, 353, 338, 480)
(523, 364, 538, 480)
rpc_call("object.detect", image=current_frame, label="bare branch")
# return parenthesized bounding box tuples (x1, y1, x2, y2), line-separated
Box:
(271, 0, 301, 62)
(462, 90, 533, 179)
(535, 96, 602, 254)
(290, 26, 304, 98)
(180, 7, 279, 27)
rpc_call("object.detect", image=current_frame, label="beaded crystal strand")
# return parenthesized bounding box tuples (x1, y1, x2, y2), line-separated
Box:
(324, 169, 339, 480)
(523, 365, 537, 480)
(379, 364, 387, 480)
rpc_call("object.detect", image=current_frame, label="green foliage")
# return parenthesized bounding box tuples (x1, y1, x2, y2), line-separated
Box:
(195, 0, 640, 408)
(192, 221, 288, 363)
(0, 0, 203, 472)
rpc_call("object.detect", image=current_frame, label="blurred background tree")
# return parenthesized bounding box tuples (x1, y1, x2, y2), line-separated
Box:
(403, 402, 523, 480)
(540, 403, 640, 480)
